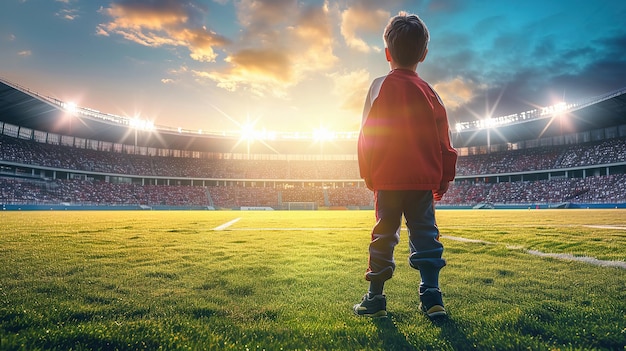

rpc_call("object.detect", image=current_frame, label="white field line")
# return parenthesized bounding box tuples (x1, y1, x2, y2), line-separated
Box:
(584, 225, 626, 230)
(212, 217, 241, 231)
(225, 226, 625, 269)
(444, 234, 626, 270)
(444, 224, 626, 230)
(228, 224, 625, 231)
(229, 227, 364, 231)
(440, 235, 493, 244)
(525, 250, 626, 269)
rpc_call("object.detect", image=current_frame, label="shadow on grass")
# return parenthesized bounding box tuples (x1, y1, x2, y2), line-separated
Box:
(372, 313, 419, 351)
(372, 313, 474, 351)
(431, 316, 475, 351)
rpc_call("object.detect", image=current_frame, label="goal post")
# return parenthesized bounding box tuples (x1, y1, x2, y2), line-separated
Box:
(284, 202, 317, 210)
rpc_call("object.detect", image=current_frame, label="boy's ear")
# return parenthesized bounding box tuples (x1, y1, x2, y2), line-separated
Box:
(385, 47, 392, 62)
(419, 48, 428, 62)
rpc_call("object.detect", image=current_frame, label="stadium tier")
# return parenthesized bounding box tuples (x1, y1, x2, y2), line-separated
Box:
(1, 79, 625, 209)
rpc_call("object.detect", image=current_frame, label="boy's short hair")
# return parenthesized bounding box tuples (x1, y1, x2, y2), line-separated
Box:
(383, 11, 430, 67)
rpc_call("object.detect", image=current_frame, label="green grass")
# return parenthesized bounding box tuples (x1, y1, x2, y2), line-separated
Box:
(0, 210, 625, 350)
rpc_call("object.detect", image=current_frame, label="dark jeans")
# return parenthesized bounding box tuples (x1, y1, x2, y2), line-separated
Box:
(366, 190, 446, 285)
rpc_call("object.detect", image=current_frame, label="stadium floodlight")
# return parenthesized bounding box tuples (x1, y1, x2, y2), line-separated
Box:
(541, 102, 568, 116)
(63, 102, 78, 115)
(485, 117, 496, 129)
(450, 98, 582, 133)
(240, 122, 256, 141)
(313, 127, 336, 142)
(129, 117, 155, 131)
(554, 102, 567, 115)
(477, 117, 496, 130)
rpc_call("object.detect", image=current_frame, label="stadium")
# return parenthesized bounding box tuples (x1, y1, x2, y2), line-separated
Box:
(1, 77, 625, 211)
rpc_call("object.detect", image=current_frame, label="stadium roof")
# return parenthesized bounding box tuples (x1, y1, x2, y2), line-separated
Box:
(1, 79, 625, 154)
(451, 89, 626, 148)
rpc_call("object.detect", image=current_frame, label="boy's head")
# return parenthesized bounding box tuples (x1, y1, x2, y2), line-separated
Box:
(383, 12, 429, 68)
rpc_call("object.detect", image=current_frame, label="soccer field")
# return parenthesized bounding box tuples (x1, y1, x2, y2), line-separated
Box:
(1, 209, 625, 350)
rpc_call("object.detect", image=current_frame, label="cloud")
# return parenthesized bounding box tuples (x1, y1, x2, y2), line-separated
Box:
(18, 50, 32, 57)
(54, 0, 79, 20)
(424, 7, 626, 123)
(433, 76, 486, 111)
(328, 69, 370, 112)
(292, 2, 338, 72)
(195, 0, 338, 97)
(98, 0, 230, 62)
(450, 28, 626, 123)
(235, 0, 295, 33)
(57, 8, 79, 20)
(227, 49, 292, 82)
(340, 5, 389, 53)
(95, 26, 109, 36)
(194, 49, 293, 97)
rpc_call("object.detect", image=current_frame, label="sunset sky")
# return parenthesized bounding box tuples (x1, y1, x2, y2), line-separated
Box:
(1, 0, 625, 134)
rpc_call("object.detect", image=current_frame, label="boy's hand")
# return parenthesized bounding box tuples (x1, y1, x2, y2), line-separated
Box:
(433, 181, 449, 201)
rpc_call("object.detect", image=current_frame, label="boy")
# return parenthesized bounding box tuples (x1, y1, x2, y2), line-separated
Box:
(354, 12, 457, 319)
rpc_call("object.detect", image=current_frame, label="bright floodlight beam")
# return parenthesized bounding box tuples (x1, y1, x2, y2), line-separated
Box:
(64, 102, 78, 115)
(129, 116, 155, 131)
(313, 127, 336, 142)
(240, 122, 256, 142)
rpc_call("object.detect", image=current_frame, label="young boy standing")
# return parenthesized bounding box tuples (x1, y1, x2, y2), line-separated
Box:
(354, 12, 457, 319)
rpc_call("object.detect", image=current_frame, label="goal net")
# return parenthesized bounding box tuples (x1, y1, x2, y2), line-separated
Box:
(284, 202, 317, 210)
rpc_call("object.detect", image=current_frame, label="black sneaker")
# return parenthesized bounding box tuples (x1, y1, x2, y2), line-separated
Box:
(353, 294, 387, 318)
(419, 288, 446, 319)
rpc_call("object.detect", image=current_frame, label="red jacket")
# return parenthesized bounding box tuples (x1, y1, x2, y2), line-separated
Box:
(358, 69, 457, 191)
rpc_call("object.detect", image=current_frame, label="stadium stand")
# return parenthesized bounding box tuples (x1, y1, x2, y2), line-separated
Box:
(1, 133, 625, 208)
(1, 78, 625, 209)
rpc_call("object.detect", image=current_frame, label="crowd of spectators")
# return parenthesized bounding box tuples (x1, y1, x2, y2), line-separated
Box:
(1, 134, 625, 207)
(0, 177, 209, 206)
(455, 138, 626, 175)
(455, 148, 562, 175)
(557, 138, 626, 168)
(438, 174, 626, 205)
(0, 177, 373, 208)
(3, 134, 624, 179)
(3, 174, 624, 208)
(0, 135, 363, 179)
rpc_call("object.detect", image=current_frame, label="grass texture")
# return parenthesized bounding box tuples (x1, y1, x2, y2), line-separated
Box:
(0, 209, 625, 350)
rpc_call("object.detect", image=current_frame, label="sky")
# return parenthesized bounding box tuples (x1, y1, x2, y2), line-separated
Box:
(1, 0, 625, 134)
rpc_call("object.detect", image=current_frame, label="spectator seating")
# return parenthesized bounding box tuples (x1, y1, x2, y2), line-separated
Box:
(1, 134, 625, 207)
